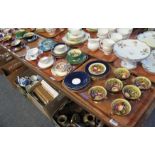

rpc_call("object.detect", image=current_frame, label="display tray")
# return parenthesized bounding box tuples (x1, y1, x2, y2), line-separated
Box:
(62, 58, 155, 127)
(24, 52, 88, 82)
(80, 43, 117, 62)
(113, 59, 155, 83)
(36, 29, 65, 38)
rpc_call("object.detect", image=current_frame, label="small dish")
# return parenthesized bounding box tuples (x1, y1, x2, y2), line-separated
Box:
(133, 76, 152, 90)
(122, 85, 141, 100)
(111, 98, 131, 116)
(38, 55, 54, 69)
(105, 78, 123, 93)
(51, 59, 72, 77)
(88, 86, 107, 101)
(114, 67, 130, 80)
(64, 71, 91, 91)
(85, 60, 110, 78)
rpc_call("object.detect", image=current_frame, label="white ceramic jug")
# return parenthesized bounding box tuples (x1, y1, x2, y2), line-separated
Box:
(87, 37, 100, 51)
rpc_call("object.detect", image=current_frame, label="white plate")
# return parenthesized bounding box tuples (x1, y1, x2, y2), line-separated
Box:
(137, 31, 155, 48)
(38, 56, 54, 69)
(141, 50, 155, 74)
(25, 48, 40, 61)
(113, 39, 150, 61)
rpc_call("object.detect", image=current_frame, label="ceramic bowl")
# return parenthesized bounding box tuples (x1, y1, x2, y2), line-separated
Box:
(51, 59, 72, 77)
(105, 78, 123, 93)
(122, 85, 141, 100)
(38, 55, 54, 69)
(11, 39, 21, 47)
(88, 86, 107, 101)
(64, 71, 91, 91)
(114, 67, 130, 80)
(133, 76, 152, 90)
(111, 98, 131, 116)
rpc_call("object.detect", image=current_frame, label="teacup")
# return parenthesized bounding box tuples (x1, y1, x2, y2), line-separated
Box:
(109, 33, 123, 42)
(53, 43, 68, 54)
(101, 39, 115, 47)
(117, 28, 133, 39)
(68, 28, 82, 35)
(99, 39, 115, 55)
(97, 28, 109, 39)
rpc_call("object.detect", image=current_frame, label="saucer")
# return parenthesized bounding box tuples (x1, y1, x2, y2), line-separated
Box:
(64, 71, 91, 91)
(25, 48, 41, 61)
(67, 53, 88, 65)
(38, 55, 54, 69)
(39, 39, 56, 52)
(51, 59, 72, 77)
(85, 60, 110, 78)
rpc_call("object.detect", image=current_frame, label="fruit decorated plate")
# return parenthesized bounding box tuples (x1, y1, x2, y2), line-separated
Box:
(85, 60, 110, 78)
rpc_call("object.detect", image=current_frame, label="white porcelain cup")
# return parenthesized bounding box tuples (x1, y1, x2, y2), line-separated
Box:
(117, 28, 133, 39)
(109, 33, 123, 42)
(68, 28, 82, 35)
(97, 28, 109, 39)
(99, 39, 115, 55)
(54, 44, 67, 54)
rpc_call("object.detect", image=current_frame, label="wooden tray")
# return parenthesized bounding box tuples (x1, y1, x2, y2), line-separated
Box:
(62, 58, 155, 126)
(113, 59, 155, 83)
(36, 29, 65, 38)
(80, 43, 117, 62)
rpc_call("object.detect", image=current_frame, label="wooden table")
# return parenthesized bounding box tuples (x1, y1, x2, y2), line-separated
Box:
(1, 28, 155, 127)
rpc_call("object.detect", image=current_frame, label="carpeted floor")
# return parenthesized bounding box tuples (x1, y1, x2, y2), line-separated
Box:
(0, 74, 154, 127)
(0, 74, 55, 127)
